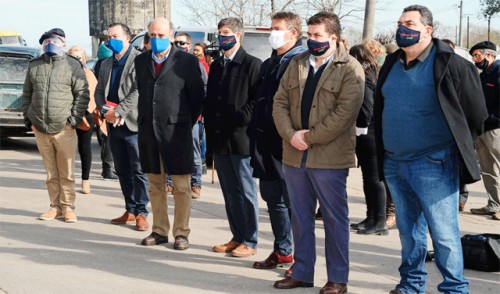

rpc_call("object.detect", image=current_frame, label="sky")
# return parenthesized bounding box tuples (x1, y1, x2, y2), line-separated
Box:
(1, 0, 499, 55)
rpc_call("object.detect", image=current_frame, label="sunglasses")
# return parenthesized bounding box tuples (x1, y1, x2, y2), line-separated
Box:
(174, 41, 189, 46)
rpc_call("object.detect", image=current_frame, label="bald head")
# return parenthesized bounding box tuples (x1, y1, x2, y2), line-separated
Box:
(149, 17, 171, 39)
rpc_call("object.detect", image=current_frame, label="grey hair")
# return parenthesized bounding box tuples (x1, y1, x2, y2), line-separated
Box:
(485, 49, 498, 58)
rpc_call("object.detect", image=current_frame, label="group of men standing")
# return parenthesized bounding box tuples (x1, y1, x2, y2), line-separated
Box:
(22, 4, 498, 294)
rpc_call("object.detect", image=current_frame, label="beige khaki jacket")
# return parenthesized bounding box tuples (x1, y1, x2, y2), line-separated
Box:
(273, 46, 365, 169)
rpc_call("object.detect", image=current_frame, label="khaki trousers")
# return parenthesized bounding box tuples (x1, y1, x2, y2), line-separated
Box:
(148, 161, 191, 238)
(476, 129, 500, 210)
(34, 127, 77, 213)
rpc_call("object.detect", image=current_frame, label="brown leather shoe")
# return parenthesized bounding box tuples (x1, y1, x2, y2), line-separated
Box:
(141, 232, 168, 246)
(458, 203, 465, 212)
(386, 215, 397, 230)
(253, 251, 293, 269)
(213, 241, 241, 253)
(135, 214, 149, 231)
(320, 282, 347, 294)
(191, 186, 201, 199)
(111, 211, 135, 224)
(273, 277, 313, 289)
(389, 289, 404, 294)
(231, 244, 256, 257)
(174, 236, 189, 250)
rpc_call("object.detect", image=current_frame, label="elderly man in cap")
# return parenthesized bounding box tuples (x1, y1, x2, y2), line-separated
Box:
(22, 28, 89, 223)
(469, 41, 500, 221)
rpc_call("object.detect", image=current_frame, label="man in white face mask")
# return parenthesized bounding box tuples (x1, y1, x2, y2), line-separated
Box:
(249, 11, 306, 275)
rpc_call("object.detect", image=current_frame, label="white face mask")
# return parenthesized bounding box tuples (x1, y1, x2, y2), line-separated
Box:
(268, 30, 290, 50)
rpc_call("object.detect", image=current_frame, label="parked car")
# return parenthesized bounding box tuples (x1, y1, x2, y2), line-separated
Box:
(0, 45, 40, 137)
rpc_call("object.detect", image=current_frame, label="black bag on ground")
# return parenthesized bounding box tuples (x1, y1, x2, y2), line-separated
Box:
(461, 233, 500, 272)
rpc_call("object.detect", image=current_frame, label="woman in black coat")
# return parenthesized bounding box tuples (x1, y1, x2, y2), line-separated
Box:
(349, 44, 388, 235)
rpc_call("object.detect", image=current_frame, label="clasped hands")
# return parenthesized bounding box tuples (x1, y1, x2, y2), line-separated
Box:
(290, 129, 309, 151)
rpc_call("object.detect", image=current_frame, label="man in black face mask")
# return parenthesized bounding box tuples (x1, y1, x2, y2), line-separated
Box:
(272, 11, 364, 293)
(469, 41, 500, 221)
(204, 17, 262, 258)
(373, 5, 488, 294)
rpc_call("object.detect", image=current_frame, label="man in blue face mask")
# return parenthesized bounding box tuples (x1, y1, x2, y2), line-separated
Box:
(373, 5, 488, 294)
(204, 17, 262, 259)
(272, 11, 364, 294)
(95, 23, 150, 232)
(134, 17, 204, 251)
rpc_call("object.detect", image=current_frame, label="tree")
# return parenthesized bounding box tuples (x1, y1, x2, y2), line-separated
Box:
(480, 0, 500, 41)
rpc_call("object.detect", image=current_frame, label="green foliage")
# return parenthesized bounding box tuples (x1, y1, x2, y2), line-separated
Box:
(480, 0, 500, 20)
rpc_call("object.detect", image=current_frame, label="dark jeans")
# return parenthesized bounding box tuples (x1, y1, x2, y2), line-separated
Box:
(76, 112, 94, 180)
(108, 125, 149, 216)
(260, 178, 292, 256)
(199, 121, 206, 161)
(355, 129, 387, 221)
(214, 154, 258, 248)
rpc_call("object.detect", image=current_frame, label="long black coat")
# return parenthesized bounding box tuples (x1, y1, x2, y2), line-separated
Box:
(135, 46, 204, 174)
(204, 48, 262, 156)
(374, 39, 488, 184)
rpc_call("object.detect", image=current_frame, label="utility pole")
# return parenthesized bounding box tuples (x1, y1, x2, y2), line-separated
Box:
(271, 0, 275, 14)
(362, 0, 376, 41)
(458, 0, 463, 47)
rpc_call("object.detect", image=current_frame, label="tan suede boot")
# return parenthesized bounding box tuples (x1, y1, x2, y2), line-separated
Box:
(81, 180, 90, 194)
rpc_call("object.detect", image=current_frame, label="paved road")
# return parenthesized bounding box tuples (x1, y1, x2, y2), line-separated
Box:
(0, 136, 498, 293)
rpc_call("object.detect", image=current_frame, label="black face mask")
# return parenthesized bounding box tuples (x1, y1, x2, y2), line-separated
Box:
(474, 58, 490, 70)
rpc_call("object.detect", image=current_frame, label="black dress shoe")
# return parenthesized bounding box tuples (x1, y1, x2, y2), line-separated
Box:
(273, 277, 313, 289)
(141, 232, 168, 246)
(102, 170, 118, 180)
(357, 221, 389, 235)
(320, 282, 347, 294)
(173, 236, 189, 250)
(389, 289, 404, 294)
(350, 218, 369, 230)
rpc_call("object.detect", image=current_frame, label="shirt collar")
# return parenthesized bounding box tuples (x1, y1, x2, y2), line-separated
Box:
(308, 49, 335, 74)
(151, 48, 171, 64)
(399, 42, 434, 65)
(224, 48, 239, 63)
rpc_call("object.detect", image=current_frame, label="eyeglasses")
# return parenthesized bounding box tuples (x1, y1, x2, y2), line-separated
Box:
(174, 41, 190, 46)
(472, 53, 483, 58)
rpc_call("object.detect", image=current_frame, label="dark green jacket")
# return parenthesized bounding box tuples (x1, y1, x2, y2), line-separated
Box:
(22, 53, 89, 134)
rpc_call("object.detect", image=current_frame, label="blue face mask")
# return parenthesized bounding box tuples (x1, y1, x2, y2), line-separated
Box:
(151, 37, 170, 54)
(396, 25, 421, 48)
(307, 39, 330, 56)
(107, 38, 124, 54)
(43, 43, 64, 56)
(218, 35, 237, 51)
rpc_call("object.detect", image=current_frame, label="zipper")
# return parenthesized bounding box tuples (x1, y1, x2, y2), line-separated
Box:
(44, 57, 53, 130)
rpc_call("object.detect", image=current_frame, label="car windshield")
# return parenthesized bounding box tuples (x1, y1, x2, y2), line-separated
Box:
(0, 55, 29, 83)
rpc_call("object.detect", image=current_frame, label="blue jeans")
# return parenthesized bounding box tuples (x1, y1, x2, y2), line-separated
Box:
(108, 125, 149, 216)
(260, 179, 292, 256)
(283, 164, 349, 284)
(383, 146, 469, 294)
(191, 123, 202, 187)
(214, 154, 258, 248)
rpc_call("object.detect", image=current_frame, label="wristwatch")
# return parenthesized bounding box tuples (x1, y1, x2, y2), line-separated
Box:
(114, 111, 120, 118)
